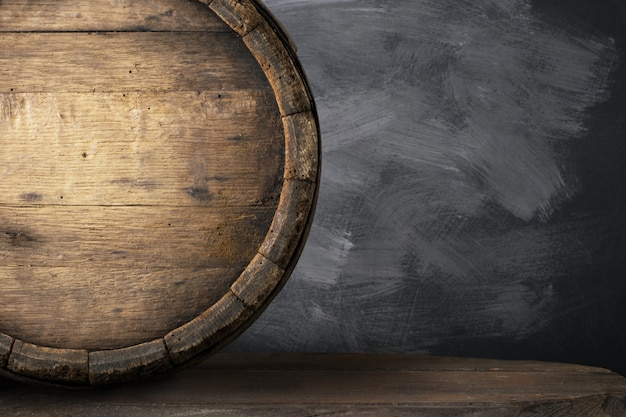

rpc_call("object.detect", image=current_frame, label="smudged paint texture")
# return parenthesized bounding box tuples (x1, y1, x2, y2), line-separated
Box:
(228, 0, 626, 375)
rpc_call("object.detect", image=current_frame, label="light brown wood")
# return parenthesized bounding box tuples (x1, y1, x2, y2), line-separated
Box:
(0, 91, 284, 206)
(0, 0, 229, 32)
(0, 32, 268, 93)
(0, 265, 242, 349)
(0, 354, 624, 416)
(0, 0, 319, 386)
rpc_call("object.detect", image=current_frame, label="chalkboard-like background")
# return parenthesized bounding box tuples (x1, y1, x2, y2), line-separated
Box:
(228, 0, 626, 376)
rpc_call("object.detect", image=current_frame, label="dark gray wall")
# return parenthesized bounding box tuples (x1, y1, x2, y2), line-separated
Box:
(228, 0, 626, 376)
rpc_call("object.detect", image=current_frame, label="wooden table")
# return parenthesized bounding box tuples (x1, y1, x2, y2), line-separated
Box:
(0, 353, 624, 416)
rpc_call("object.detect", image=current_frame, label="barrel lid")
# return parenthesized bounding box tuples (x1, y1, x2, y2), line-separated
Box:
(0, 0, 319, 386)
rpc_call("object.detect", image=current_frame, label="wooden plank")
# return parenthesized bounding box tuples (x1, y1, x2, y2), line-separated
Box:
(0, 403, 534, 417)
(0, 0, 230, 32)
(0, 205, 275, 268)
(6, 341, 88, 385)
(124, 363, 625, 406)
(231, 253, 284, 308)
(0, 200, 276, 350)
(0, 32, 269, 93)
(260, 180, 317, 269)
(200, 352, 620, 373)
(0, 266, 243, 350)
(0, 354, 624, 416)
(89, 339, 172, 385)
(0, 401, 621, 417)
(210, 0, 312, 116)
(0, 334, 13, 367)
(209, 0, 265, 36)
(283, 111, 319, 182)
(0, 91, 284, 207)
(244, 21, 312, 116)
(165, 292, 252, 365)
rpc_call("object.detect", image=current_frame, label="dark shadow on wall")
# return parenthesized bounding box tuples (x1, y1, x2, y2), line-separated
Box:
(485, 0, 626, 377)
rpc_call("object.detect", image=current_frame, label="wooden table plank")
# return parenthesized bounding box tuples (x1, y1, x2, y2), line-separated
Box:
(0, 353, 624, 416)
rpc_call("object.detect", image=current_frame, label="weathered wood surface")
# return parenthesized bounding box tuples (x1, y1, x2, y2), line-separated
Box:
(0, 0, 319, 385)
(0, 0, 228, 32)
(0, 353, 625, 416)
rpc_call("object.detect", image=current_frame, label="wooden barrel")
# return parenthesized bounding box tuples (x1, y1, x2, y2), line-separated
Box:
(0, 0, 319, 386)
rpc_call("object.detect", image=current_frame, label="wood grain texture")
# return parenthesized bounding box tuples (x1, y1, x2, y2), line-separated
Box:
(164, 292, 253, 365)
(0, 91, 284, 206)
(0, 32, 268, 93)
(231, 253, 284, 308)
(243, 21, 312, 116)
(211, 1, 312, 116)
(6, 340, 88, 385)
(0, 334, 13, 368)
(0, 206, 274, 268)
(89, 339, 172, 385)
(209, 0, 265, 36)
(0, 354, 624, 416)
(283, 111, 319, 181)
(0, 266, 243, 350)
(260, 180, 317, 269)
(0, 0, 319, 385)
(0, 0, 230, 32)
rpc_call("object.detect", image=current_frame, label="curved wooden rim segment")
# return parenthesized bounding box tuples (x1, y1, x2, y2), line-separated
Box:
(0, 0, 319, 386)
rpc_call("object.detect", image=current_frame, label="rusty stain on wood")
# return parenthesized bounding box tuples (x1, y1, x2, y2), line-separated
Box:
(0, 0, 319, 386)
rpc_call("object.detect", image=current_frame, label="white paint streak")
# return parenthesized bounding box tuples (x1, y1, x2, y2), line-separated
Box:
(229, 0, 619, 352)
(296, 224, 354, 289)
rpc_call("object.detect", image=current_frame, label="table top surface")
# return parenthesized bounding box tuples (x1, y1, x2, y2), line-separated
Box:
(1, 353, 624, 416)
